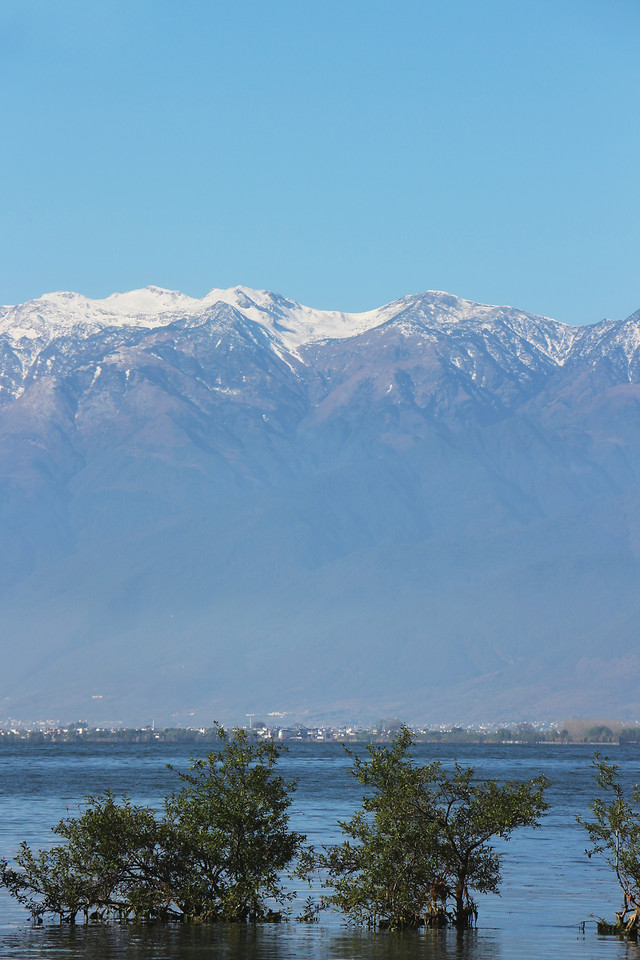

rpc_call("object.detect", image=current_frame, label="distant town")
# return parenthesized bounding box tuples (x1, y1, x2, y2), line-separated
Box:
(1, 718, 639, 745)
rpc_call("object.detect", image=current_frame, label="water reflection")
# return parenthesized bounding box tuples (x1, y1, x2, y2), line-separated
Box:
(6, 925, 636, 960)
(0, 924, 505, 960)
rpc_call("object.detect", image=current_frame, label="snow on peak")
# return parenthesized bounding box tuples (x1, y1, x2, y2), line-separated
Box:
(196, 285, 403, 349)
(5, 284, 632, 373)
(96, 286, 196, 316)
(0, 284, 399, 351)
(2, 284, 640, 395)
(0, 284, 579, 378)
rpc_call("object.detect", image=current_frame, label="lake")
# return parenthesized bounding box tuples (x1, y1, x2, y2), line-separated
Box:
(0, 739, 638, 959)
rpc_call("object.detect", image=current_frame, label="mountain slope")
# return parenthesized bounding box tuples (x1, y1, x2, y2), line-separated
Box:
(1, 287, 639, 726)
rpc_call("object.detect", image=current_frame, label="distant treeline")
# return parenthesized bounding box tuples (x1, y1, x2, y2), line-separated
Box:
(418, 725, 640, 745)
(1, 719, 639, 745)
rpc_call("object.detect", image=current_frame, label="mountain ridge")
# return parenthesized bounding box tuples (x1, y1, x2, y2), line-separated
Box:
(0, 284, 593, 359)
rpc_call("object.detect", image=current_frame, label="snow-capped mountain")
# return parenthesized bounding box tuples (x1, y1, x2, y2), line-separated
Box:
(1, 286, 639, 726)
(0, 284, 591, 377)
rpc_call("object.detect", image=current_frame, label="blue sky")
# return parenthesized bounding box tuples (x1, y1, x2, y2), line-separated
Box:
(1, 0, 638, 325)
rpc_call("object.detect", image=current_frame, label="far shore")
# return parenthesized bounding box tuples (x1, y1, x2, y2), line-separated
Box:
(1, 719, 638, 747)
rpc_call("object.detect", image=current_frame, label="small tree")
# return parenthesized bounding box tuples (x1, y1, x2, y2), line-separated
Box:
(164, 724, 305, 921)
(0, 724, 304, 924)
(0, 792, 166, 923)
(318, 727, 548, 928)
(579, 754, 640, 937)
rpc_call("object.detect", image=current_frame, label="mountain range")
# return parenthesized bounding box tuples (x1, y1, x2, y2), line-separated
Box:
(1, 285, 640, 726)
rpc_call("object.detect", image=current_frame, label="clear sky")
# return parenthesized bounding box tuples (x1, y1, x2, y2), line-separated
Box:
(1, 0, 638, 325)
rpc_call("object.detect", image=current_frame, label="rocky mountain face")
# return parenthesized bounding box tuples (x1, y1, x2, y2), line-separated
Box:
(1, 286, 639, 726)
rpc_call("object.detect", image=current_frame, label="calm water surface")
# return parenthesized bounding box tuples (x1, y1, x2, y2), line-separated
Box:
(1, 741, 639, 960)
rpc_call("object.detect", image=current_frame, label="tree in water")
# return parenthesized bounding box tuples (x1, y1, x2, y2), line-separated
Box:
(579, 753, 640, 938)
(0, 793, 166, 923)
(0, 725, 304, 924)
(164, 724, 304, 921)
(316, 727, 548, 928)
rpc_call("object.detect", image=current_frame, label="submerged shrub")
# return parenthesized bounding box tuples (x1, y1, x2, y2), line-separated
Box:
(579, 753, 640, 939)
(0, 725, 304, 924)
(313, 727, 548, 929)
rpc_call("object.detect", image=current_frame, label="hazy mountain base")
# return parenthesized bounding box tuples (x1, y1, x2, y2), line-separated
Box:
(2, 291, 640, 726)
(3, 450, 639, 727)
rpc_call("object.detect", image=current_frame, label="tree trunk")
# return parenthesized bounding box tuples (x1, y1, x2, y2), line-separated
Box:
(454, 879, 465, 928)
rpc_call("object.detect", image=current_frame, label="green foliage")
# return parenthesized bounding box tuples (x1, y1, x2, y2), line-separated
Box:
(0, 792, 166, 923)
(585, 726, 616, 743)
(317, 727, 548, 929)
(164, 724, 304, 921)
(0, 724, 304, 924)
(579, 754, 640, 936)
